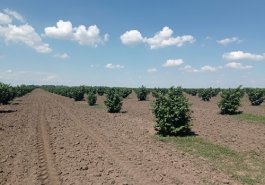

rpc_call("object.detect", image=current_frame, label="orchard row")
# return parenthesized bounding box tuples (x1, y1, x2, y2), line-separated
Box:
(1, 83, 264, 136)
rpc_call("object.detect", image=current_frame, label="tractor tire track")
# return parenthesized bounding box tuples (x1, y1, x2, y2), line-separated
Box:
(36, 102, 61, 185)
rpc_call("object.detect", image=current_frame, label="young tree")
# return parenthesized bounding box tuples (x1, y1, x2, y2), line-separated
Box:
(218, 86, 242, 114)
(135, 85, 149, 101)
(87, 92, 97, 106)
(104, 89, 123, 113)
(153, 87, 191, 136)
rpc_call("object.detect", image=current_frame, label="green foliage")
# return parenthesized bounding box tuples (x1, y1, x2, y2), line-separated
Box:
(69, 87, 84, 101)
(97, 87, 105, 96)
(152, 88, 168, 98)
(198, 88, 212, 101)
(0, 83, 14, 104)
(104, 88, 123, 113)
(135, 85, 149, 101)
(152, 87, 191, 136)
(118, 88, 132, 98)
(211, 88, 220, 97)
(247, 89, 264, 106)
(0, 83, 35, 105)
(184, 88, 198, 96)
(13, 85, 35, 97)
(87, 92, 97, 106)
(218, 86, 242, 114)
(43, 86, 84, 101)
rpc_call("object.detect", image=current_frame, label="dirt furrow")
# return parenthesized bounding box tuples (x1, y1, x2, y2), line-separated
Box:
(42, 93, 133, 184)
(50, 91, 239, 185)
(52, 98, 160, 184)
(0, 95, 39, 185)
(36, 100, 61, 185)
(4, 89, 263, 185)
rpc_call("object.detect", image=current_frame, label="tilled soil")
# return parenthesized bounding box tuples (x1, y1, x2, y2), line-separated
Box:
(0, 89, 244, 185)
(186, 94, 265, 155)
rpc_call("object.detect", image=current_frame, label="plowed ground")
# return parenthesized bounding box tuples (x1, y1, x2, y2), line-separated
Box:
(1, 89, 264, 185)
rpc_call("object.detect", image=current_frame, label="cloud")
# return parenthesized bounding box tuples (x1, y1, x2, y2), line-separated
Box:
(200, 65, 217, 72)
(181, 65, 199, 73)
(147, 68, 158, 73)
(43, 75, 58, 82)
(217, 37, 241, 45)
(223, 51, 265, 61)
(0, 10, 52, 53)
(146, 27, 195, 49)
(44, 20, 108, 47)
(0, 12, 12, 24)
(3, 9, 25, 23)
(225, 62, 253, 70)
(0, 24, 52, 53)
(162, 59, 184, 67)
(120, 26, 195, 49)
(120, 30, 143, 45)
(181, 65, 221, 73)
(54, 52, 69, 59)
(105, 63, 124, 69)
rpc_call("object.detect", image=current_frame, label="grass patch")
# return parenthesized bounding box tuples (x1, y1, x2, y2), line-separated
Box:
(155, 135, 265, 184)
(233, 113, 265, 124)
(89, 104, 105, 109)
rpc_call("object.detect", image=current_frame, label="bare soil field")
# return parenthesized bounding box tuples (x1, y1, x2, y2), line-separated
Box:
(1, 89, 265, 185)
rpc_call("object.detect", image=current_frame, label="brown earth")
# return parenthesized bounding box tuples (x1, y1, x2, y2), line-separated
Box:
(0, 89, 264, 185)
(185, 94, 265, 155)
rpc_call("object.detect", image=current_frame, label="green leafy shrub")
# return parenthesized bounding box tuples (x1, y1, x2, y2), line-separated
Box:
(97, 87, 105, 96)
(70, 87, 84, 101)
(119, 88, 132, 99)
(13, 85, 34, 97)
(198, 88, 212, 101)
(87, 92, 97, 106)
(218, 86, 242, 114)
(152, 87, 191, 136)
(0, 83, 14, 104)
(104, 89, 123, 113)
(211, 88, 220, 97)
(152, 88, 167, 98)
(247, 89, 264, 106)
(184, 88, 197, 96)
(135, 85, 149, 101)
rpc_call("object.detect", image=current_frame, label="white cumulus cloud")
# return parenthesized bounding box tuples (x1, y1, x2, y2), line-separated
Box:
(120, 26, 195, 49)
(147, 68, 158, 73)
(180, 65, 221, 73)
(105, 63, 124, 69)
(0, 24, 52, 53)
(146, 27, 195, 49)
(225, 62, 253, 70)
(223, 51, 265, 61)
(200, 65, 217, 72)
(181, 65, 199, 73)
(0, 10, 52, 53)
(44, 20, 108, 47)
(162, 59, 184, 67)
(54, 52, 69, 59)
(120, 30, 143, 45)
(0, 12, 12, 24)
(217, 37, 241, 46)
(3, 9, 25, 23)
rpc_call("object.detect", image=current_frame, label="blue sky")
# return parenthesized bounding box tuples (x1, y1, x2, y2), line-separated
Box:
(0, 0, 265, 88)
